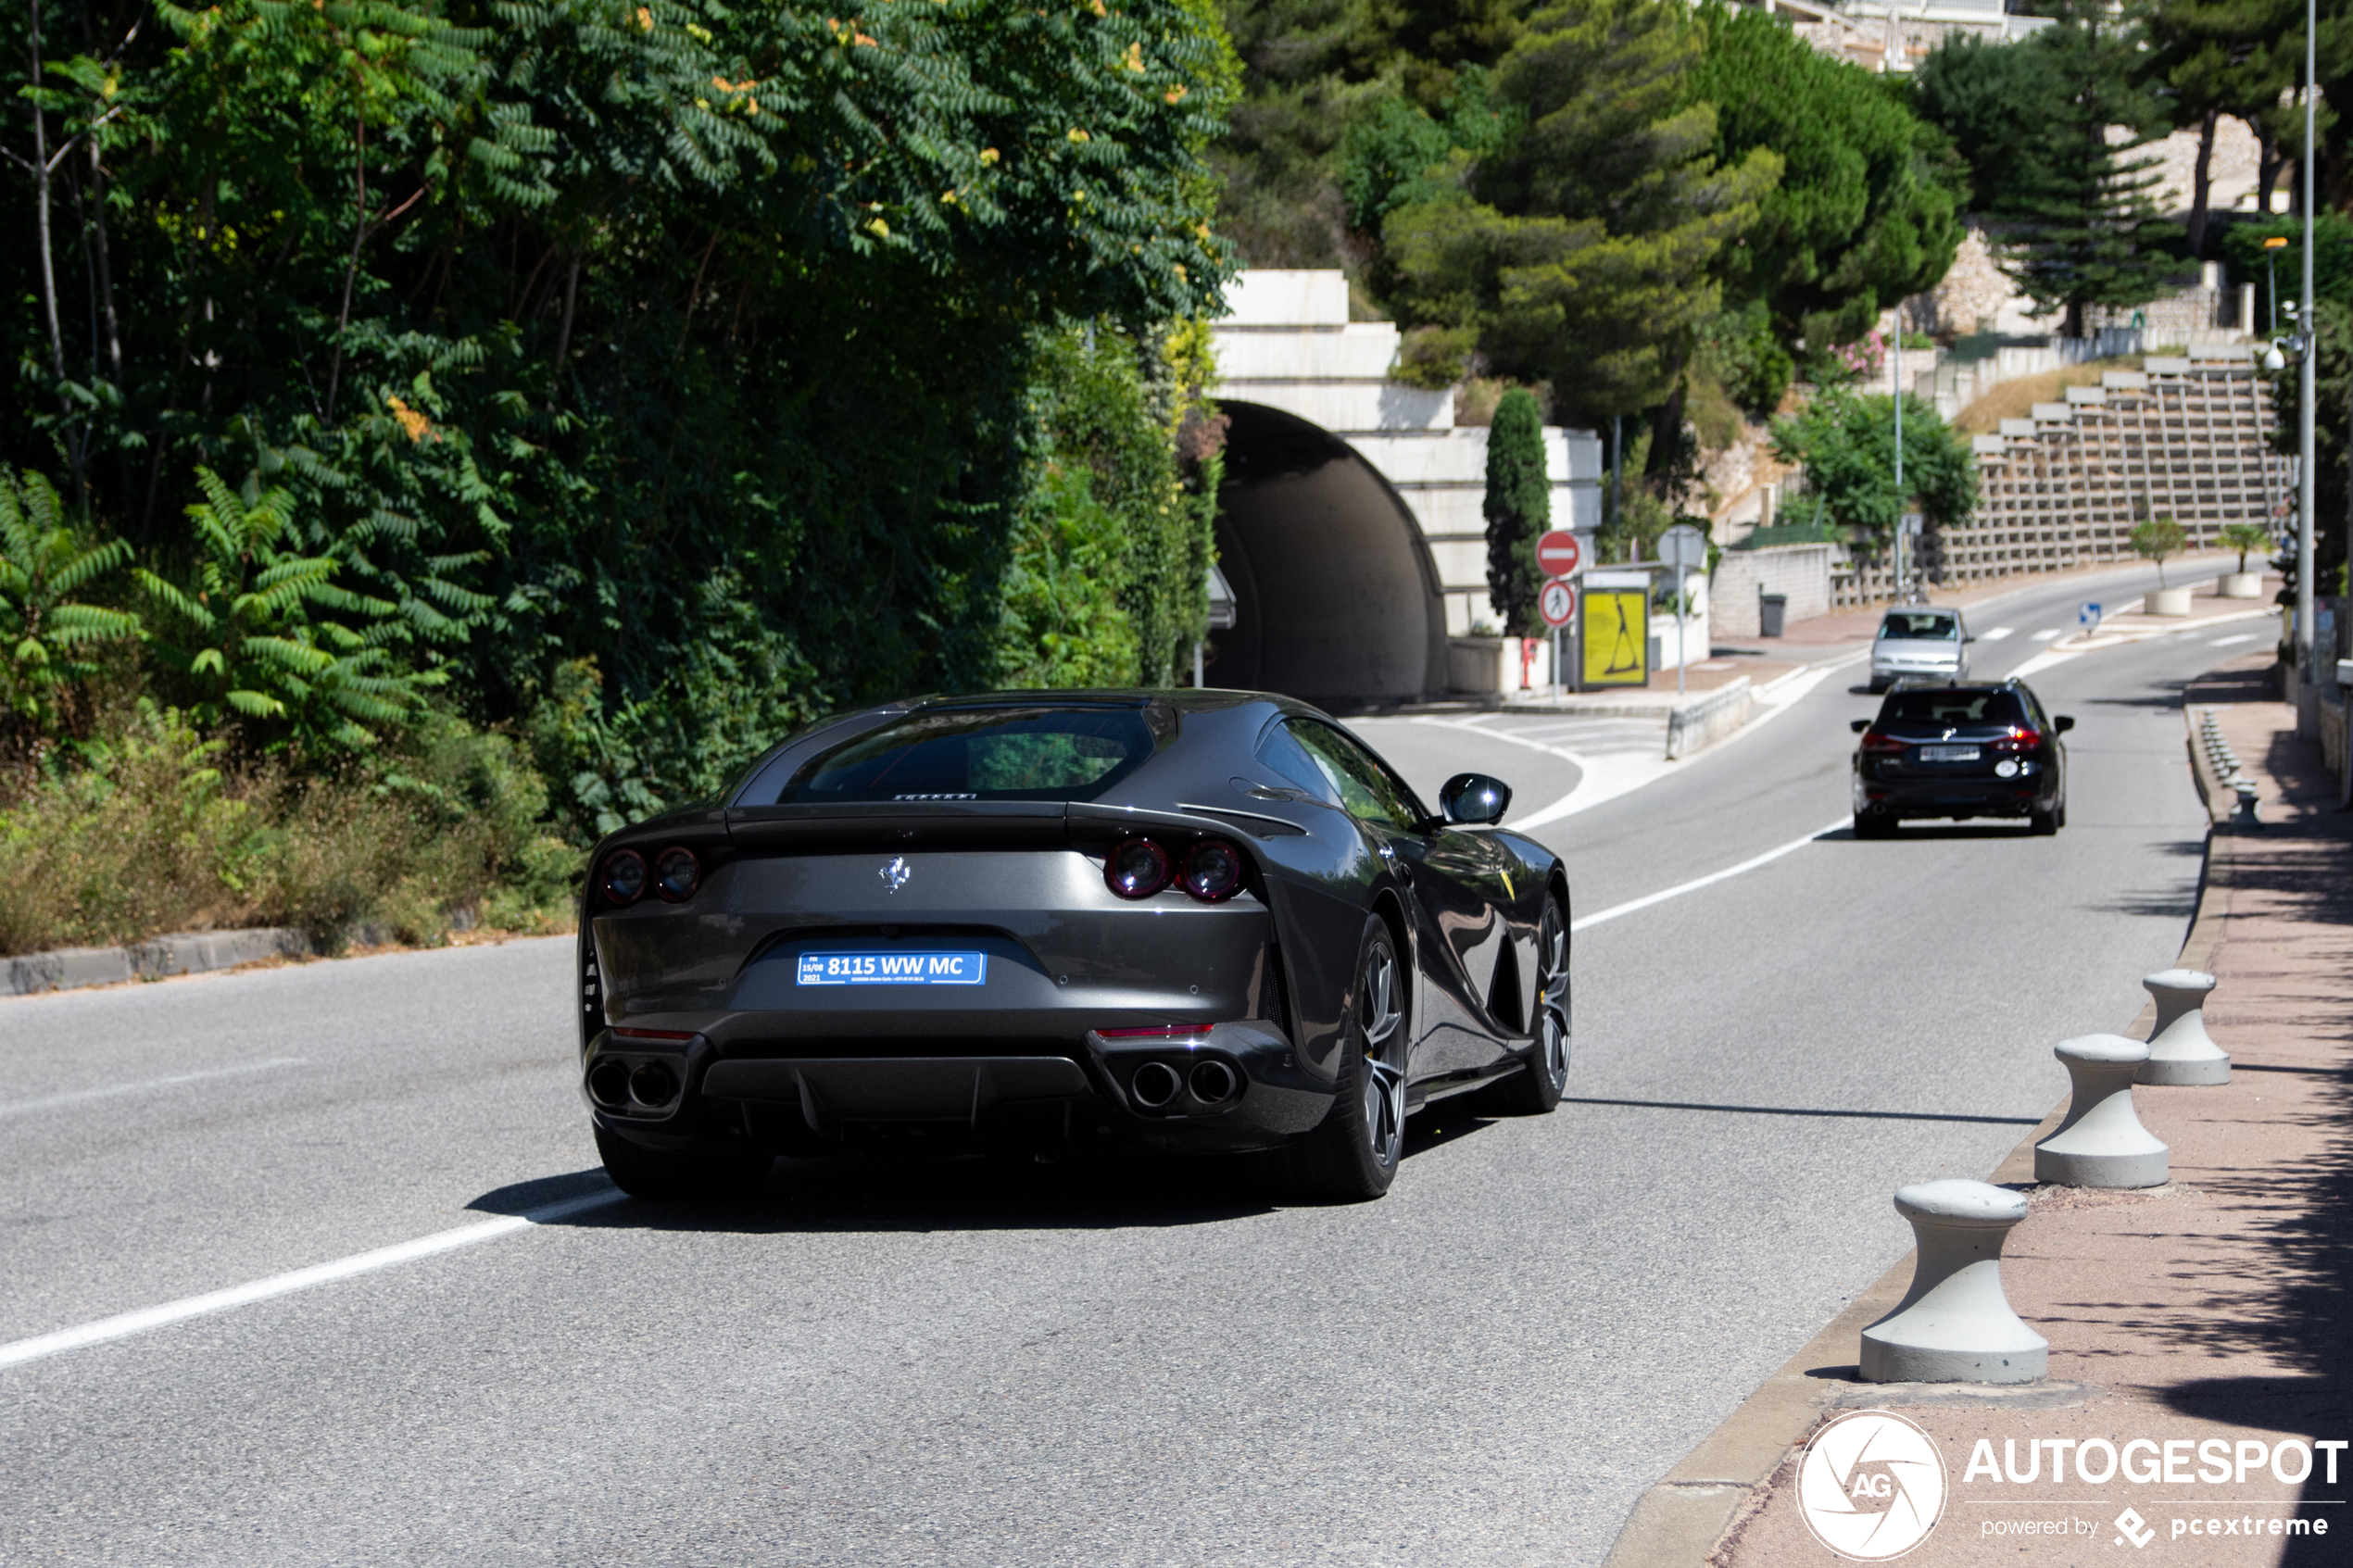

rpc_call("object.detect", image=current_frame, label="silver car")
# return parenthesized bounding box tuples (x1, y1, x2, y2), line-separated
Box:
(1869, 608, 1972, 693)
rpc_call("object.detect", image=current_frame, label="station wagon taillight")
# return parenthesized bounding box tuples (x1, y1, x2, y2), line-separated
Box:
(1860, 731, 1908, 755)
(1990, 726, 2043, 754)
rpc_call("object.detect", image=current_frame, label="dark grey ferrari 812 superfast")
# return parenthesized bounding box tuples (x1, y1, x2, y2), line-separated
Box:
(578, 690, 1570, 1201)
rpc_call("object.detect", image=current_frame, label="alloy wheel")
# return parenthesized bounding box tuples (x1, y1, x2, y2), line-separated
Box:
(1358, 944, 1405, 1168)
(1535, 900, 1569, 1090)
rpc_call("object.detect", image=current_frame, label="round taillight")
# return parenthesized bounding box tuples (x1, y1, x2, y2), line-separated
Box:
(654, 846, 700, 902)
(602, 849, 648, 905)
(1180, 838, 1244, 902)
(1105, 838, 1171, 899)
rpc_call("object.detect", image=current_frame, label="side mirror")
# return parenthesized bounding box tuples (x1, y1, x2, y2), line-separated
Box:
(1439, 772, 1512, 826)
(1964, 634, 1978, 644)
(2055, 715, 2076, 733)
(1851, 719, 1871, 734)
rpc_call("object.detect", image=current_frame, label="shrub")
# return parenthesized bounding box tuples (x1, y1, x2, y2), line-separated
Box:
(0, 703, 577, 957)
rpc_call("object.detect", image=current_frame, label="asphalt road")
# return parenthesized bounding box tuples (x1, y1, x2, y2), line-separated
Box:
(0, 563, 2266, 1566)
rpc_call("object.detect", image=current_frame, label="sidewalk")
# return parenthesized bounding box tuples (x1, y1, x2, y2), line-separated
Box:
(1604, 649, 2352, 1567)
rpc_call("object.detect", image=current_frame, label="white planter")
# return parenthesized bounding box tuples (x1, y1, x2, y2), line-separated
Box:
(1446, 635, 1553, 694)
(2147, 586, 2194, 617)
(2218, 571, 2264, 598)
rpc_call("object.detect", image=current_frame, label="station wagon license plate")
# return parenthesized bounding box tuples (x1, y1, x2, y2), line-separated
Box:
(796, 950, 988, 986)
(1919, 745, 1980, 762)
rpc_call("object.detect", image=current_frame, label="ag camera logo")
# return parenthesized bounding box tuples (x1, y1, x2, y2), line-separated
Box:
(1798, 1409, 1948, 1561)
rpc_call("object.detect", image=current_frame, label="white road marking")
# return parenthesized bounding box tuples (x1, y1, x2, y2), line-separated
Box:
(2007, 646, 2085, 680)
(1571, 816, 1851, 934)
(1979, 627, 2015, 641)
(0, 1188, 624, 1371)
(2031, 629, 2064, 642)
(0, 1059, 308, 1120)
(2208, 632, 2263, 646)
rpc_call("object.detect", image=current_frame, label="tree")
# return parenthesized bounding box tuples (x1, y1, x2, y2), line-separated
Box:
(1381, 0, 1781, 424)
(4, 0, 1239, 810)
(1769, 390, 1977, 559)
(1692, 4, 1964, 361)
(1483, 387, 1549, 633)
(2218, 521, 2272, 572)
(2131, 516, 2189, 587)
(2143, 0, 2306, 256)
(1971, 1, 2183, 335)
(1915, 36, 2067, 219)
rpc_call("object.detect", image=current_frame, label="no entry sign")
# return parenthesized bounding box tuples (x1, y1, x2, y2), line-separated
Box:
(1536, 530, 1581, 579)
(1539, 579, 1578, 628)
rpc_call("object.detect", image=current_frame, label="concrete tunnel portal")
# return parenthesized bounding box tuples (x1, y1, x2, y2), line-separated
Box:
(1205, 401, 1448, 709)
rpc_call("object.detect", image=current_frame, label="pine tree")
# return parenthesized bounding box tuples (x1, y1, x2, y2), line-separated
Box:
(1988, 0, 2183, 336)
(1484, 387, 1550, 635)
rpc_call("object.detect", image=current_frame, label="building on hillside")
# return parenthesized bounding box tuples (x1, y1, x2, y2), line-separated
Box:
(1737, 0, 2051, 72)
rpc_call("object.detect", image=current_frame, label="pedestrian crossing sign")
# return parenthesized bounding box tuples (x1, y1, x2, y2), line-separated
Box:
(1582, 590, 1650, 686)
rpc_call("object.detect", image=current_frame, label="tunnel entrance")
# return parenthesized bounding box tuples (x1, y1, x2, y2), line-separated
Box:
(1205, 401, 1446, 709)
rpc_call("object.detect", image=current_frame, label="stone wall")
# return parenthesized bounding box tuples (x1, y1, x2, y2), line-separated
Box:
(1713, 544, 1835, 638)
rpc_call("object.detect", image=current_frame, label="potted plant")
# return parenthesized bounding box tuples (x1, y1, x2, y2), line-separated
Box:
(2215, 521, 2271, 597)
(2131, 516, 2192, 615)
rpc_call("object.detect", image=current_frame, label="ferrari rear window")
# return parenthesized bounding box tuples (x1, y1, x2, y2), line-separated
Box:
(773, 705, 1160, 803)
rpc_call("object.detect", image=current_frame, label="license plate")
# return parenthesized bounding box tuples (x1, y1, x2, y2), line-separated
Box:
(795, 950, 988, 986)
(1919, 745, 1979, 762)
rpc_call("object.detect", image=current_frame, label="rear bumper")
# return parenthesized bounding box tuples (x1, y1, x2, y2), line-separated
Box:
(585, 1019, 1335, 1158)
(1855, 775, 2055, 819)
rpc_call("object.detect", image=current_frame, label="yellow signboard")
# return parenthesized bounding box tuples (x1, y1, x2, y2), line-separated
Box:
(1581, 590, 1650, 686)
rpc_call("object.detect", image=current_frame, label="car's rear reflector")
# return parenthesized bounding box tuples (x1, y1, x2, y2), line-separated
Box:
(1097, 1023, 1216, 1038)
(612, 1027, 696, 1041)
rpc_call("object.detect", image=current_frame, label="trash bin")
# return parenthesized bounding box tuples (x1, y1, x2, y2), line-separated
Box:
(1759, 593, 1788, 638)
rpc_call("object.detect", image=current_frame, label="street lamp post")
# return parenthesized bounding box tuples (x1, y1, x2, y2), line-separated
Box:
(1893, 320, 1906, 598)
(2296, 0, 2319, 729)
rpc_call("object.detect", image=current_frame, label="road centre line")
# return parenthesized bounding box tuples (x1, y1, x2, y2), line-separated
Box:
(2032, 629, 2063, 641)
(0, 1187, 623, 1371)
(1570, 816, 1850, 934)
(0, 1059, 308, 1120)
(1979, 626, 2014, 641)
(2209, 632, 2262, 646)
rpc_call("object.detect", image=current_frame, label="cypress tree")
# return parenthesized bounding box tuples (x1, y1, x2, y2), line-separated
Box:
(1484, 387, 1550, 635)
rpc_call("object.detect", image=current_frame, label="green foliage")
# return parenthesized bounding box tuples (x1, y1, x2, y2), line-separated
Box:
(1339, 66, 1517, 232)
(1769, 390, 1978, 557)
(1692, 3, 1963, 356)
(2218, 521, 2272, 573)
(0, 700, 575, 955)
(1382, 0, 1780, 423)
(2219, 217, 2353, 325)
(7, 0, 1239, 826)
(1482, 387, 1549, 634)
(1695, 301, 1793, 418)
(0, 470, 141, 732)
(2130, 515, 2189, 587)
(1912, 33, 2069, 214)
(133, 470, 442, 752)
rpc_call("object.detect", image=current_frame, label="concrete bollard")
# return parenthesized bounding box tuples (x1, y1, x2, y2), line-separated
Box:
(2035, 1035, 2170, 1188)
(1859, 1180, 2048, 1385)
(2139, 968, 2231, 1085)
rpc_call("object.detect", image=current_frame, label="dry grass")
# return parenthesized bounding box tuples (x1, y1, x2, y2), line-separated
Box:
(0, 704, 580, 957)
(1952, 355, 2147, 434)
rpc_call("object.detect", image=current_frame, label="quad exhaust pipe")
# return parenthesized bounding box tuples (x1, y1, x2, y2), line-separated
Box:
(1130, 1060, 1181, 1108)
(1127, 1057, 1239, 1110)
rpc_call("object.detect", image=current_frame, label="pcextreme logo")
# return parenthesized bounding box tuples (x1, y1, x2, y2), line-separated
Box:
(1798, 1409, 1948, 1561)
